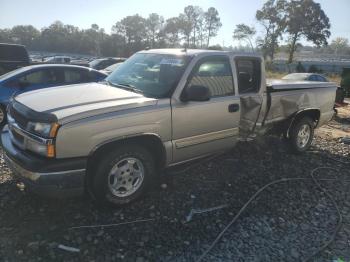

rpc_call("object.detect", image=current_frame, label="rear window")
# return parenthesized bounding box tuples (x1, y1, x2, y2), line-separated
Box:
(0, 44, 29, 62)
(316, 75, 327, 82)
(89, 71, 106, 81)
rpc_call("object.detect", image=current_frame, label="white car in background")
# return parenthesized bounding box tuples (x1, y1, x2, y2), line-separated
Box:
(282, 73, 328, 82)
(43, 56, 71, 64)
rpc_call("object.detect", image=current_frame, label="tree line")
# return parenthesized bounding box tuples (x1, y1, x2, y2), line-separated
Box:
(1, 0, 346, 64)
(0, 5, 221, 57)
(233, 0, 331, 63)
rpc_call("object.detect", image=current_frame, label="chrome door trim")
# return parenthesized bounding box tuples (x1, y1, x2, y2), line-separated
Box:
(174, 127, 239, 149)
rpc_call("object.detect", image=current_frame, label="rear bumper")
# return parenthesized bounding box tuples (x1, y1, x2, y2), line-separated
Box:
(1, 127, 87, 198)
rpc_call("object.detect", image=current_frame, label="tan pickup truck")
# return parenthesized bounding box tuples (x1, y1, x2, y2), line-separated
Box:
(1, 49, 337, 206)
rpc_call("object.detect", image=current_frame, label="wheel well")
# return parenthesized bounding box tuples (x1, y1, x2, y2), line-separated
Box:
(85, 135, 166, 189)
(292, 109, 320, 126)
(286, 109, 320, 137)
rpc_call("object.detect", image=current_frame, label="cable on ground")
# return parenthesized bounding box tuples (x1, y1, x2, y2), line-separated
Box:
(192, 154, 349, 262)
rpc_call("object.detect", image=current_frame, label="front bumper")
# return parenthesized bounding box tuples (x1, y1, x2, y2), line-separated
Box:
(1, 127, 87, 198)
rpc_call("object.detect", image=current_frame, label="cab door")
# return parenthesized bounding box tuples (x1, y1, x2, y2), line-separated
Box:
(171, 55, 240, 163)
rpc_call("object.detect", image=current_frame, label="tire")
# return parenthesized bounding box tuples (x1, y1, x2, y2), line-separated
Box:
(0, 105, 6, 126)
(91, 144, 155, 206)
(288, 117, 314, 153)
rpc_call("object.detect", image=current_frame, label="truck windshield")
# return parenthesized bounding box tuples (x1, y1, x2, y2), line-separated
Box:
(106, 53, 190, 98)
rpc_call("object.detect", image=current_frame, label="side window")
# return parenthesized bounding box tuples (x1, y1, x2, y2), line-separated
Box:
(18, 69, 59, 86)
(236, 58, 261, 94)
(188, 57, 234, 97)
(64, 69, 83, 83)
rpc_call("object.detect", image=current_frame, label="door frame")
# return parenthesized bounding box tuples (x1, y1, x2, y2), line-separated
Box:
(233, 55, 267, 133)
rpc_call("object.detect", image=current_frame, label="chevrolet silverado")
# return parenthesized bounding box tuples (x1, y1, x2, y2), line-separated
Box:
(1, 49, 337, 205)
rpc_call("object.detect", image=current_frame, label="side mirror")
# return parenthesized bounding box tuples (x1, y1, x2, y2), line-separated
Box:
(181, 85, 211, 102)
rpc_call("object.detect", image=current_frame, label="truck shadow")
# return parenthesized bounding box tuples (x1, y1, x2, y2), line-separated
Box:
(0, 135, 349, 261)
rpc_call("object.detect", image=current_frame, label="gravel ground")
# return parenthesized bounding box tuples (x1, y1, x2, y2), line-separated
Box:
(0, 121, 349, 261)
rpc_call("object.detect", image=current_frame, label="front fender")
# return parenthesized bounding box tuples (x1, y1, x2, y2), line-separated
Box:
(55, 107, 172, 159)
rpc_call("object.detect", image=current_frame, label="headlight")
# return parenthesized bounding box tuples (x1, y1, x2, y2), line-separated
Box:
(27, 122, 60, 138)
(25, 122, 59, 157)
(26, 139, 50, 156)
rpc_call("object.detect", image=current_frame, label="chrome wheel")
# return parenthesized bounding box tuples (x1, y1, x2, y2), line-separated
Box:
(296, 124, 311, 148)
(107, 157, 145, 197)
(0, 107, 4, 124)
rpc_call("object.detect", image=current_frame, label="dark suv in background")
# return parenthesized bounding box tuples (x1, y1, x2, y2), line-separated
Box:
(0, 43, 30, 75)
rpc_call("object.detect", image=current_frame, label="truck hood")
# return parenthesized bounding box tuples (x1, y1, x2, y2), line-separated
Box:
(15, 83, 158, 123)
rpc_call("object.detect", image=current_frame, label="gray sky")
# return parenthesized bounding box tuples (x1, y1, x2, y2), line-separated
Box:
(0, 0, 349, 46)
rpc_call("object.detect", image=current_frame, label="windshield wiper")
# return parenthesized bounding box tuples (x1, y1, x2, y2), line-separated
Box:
(110, 82, 144, 95)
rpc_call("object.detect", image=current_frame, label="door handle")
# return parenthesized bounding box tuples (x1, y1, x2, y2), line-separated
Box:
(228, 103, 239, 113)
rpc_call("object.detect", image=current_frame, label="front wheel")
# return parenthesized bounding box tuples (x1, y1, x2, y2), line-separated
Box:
(0, 105, 6, 126)
(288, 117, 315, 153)
(91, 145, 155, 206)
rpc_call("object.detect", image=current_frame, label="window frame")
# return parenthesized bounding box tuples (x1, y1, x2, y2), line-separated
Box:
(185, 55, 235, 98)
(234, 56, 262, 95)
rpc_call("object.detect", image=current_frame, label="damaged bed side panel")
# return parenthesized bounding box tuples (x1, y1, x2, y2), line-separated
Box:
(266, 86, 336, 125)
(239, 81, 337, 136)
(264, 82, 337, 128)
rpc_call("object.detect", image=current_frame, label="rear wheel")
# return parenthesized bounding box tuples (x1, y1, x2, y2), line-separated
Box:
(288, 117, 314, 153)
(91, 145, 155, 206)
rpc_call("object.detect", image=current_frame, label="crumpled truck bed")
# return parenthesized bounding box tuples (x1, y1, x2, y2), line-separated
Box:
(239, 79, 337, 135)
(265, 79, 337, 127)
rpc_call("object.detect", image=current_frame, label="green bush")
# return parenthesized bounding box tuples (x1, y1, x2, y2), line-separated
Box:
(341, 75, 350, 97)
